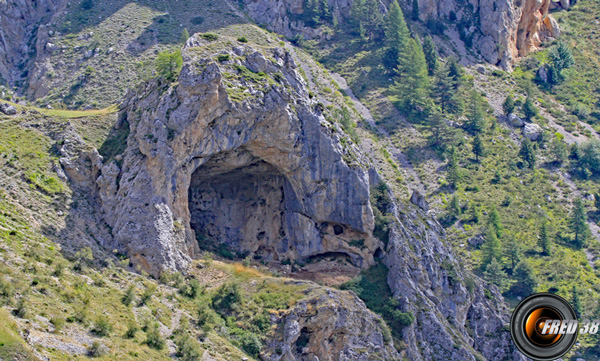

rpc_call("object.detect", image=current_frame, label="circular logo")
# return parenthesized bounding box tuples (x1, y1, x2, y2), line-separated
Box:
(510, 293, 578, 360)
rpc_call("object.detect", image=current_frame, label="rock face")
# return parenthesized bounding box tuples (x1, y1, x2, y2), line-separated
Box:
(262, 285, 401, 360)
(89, 36, 523, 360)
(384, 199, 522, 360)
(96, 35, 379, 275)
(242, 0, 559, 69)
(0, 0, 66, 87)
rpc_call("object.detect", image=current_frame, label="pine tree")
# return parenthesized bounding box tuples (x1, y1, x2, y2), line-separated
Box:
(505, 237, 521, 272)
(364, 0, 384, 39)
(319, 0, 332, 23)
(446, 147, 460, 187)
(548, 42, 574, 85)
(472, 133, 485, 162)
(385, 1, 410, 56)
(433, 64, 455, 113)
(523, 97, 538, 121)
(488, 207, 503, 238)
(519, 137, 536, 169)
(465, 91, 487, 134)
(469, 202, 481, 223)
(481, 228, 502, 267)
(551, 137, 568, 164)
(595, 192, 600, 211)
(422, 35, 437, 76)
(572, 285, 582, 318)
(571, 198, 591, 248)
(538, 221, 551, 255)
(411, 0, 419, 21)
(502, 95, 515, 115)
(484, 258, 507, 289)
(393, 38, 430, 115)
(512, 261, 537, 297)
(180, 28, 190, 44)
(447, 57, 463, 89)
(448, 194, 461, 218)
(428, 110, 459, 150)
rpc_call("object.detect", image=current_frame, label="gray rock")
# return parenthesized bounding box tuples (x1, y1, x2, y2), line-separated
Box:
(0, 102, 17, 115)
(537, 64, 550, 84)
(508, 113, 524, 127)
(477, 65, 487, 74)
(84, 49, 94, 58)
(410, 190, 429, 211)
(523, 123, 543, 141)
(46, 42, 58, 53)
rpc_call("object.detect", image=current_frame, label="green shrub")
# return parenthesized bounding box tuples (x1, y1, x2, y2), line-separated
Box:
(145, 322, 166, 350)
(199, 33, 218, 41)
(88, 341, 108, 357)
(217, 54, 231, 62)
(140, 284, 157, 305)
(93, 316, 112, 337)
(179, 279, 202, 299)
(125, 320, 139, 339)
(237, 37, 248, 43)
(51, 316, 66, 332)
(238, 331, 262, 357)
(212, 283, 242, 315)
(175, 332, 204, 360)
(122, 285, 135, 306)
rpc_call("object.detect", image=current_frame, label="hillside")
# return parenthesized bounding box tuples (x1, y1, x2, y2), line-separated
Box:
(1, 0, 600, 360)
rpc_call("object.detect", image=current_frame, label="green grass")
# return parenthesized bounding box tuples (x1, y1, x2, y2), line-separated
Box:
(0, 309, 37, 361)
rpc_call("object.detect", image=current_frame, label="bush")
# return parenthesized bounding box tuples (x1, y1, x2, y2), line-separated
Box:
(237, 37, 248, 43)
(238, 331, 262, 357)
(179, 279, 202, 299)
(140, 284, 157, 305)
(145, 322, 166, 350)
(199, 33, 218, 41)
(13, 298, 27, 318)
(123, 320, 138, 339)
(175, 332, 204, 360)
(212, 283, 242, 315)
(88, 341, 108, 357)
(122, 285, 135, 306)
(93, 317, 112, 337)
(51, 316, 66, 332)
(217, 54, 231, 62)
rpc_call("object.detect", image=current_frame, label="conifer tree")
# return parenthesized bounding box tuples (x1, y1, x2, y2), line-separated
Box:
(180, 28, 190, 44)
(384, 1, 410, 72)
(519, 137, 536, 169)
(472, 133, 485, 162)
(488, 207, 503, 238)
(502, 95, 515, 115)
(393, 38, 430, 114)
(571, 198, 591, 248)
(446, 147, 460, 187)
(448, 193, 461, 218)
(482, 228, 502, 267)
(505, 236, 522, 272)
(411, 0, 419, 21)
(484, 258, 507, 289)
(364, 0, 384, 39)
(513, 261, 537, 296)
(423, 35, 437, 76)
(538, 221, 551, 255)
(523, 97, 538, 121)
(465, 91, 487, 134)
(319, 0, 332, 22)
(447, 57, 463, 89)
(572, 285, 582, 318)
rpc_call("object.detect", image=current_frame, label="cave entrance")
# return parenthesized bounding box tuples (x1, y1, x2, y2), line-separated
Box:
(188, 150, 289, 261)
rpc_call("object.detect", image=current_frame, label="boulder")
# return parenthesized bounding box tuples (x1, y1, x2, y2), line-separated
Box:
(410, 190, 429, 211)
(523, 123, 543, 141)
(537, 64, 550, 84)
(0, 102, 17, 115)
(508, 113, 524, 127)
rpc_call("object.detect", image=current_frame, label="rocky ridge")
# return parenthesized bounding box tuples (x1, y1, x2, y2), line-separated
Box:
(54, 32, 523, 360)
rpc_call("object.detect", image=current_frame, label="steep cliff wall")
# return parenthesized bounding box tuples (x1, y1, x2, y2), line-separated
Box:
(85, 33, 522, 360)
(0, 0, 65, 87)
(242, 0, 560, 68)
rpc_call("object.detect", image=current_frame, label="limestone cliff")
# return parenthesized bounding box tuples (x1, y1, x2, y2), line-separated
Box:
(83, 34, 522, 360)
(242, 0, 560, 68)
(96, 35, 379, 275)
(0, 0, 65, 88)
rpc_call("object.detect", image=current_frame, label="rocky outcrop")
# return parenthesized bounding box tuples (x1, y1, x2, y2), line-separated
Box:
(95, 35, 379, 275)
(0, 0, 66, 87)
(262, 284, 401, 360)
(242, 0, 559, 69)
(383, 197, 522, 360)
(86, 35, 524, 360)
